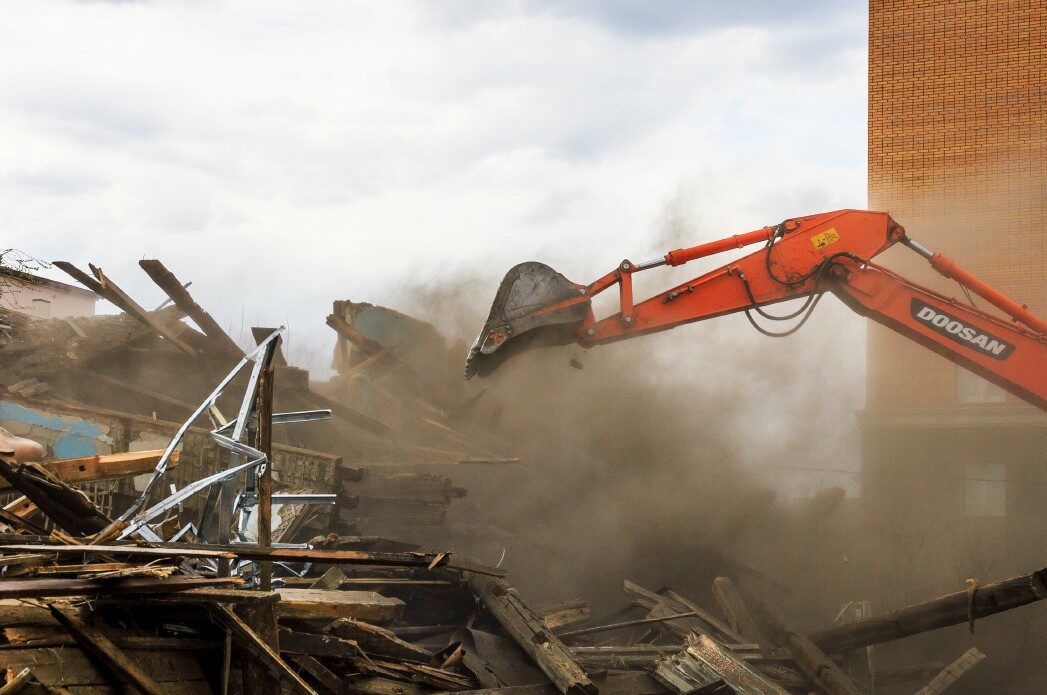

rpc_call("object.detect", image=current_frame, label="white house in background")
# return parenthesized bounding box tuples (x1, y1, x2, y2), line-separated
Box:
(0, 269, 96, 319)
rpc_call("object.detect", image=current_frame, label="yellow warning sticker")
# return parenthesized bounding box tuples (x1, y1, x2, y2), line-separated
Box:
(811, 228, 840, 250)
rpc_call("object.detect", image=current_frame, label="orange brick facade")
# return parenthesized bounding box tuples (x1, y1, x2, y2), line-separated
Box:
(867, 0, 1045, 409)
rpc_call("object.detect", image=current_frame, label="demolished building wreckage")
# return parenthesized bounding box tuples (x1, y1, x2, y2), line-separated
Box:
(0, 259, 1041, 693)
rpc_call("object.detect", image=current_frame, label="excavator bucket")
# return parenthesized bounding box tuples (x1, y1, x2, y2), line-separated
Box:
(465, 262, 590, 379)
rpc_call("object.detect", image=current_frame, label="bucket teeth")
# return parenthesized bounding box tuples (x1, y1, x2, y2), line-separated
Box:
(465, 262, 589, 379)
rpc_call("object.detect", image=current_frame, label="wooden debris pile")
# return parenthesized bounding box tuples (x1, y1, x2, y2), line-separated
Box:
(0, 261, 514, 541)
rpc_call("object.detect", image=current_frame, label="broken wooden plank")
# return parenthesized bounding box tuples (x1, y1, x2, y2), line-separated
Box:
(345, 675, 431, 695)
(286, 653, 345, 695)
(537, 599, 590, 631)
(747, 594, 859, 695)
(0, 449, 179, 493)
(711, 577, 773, 653)
(810, 566, 1047, 654)
(0, 644, 208, 692)
(276, 589, 404, 623)
(207, 603, 317, 695)
(0, 575, 240, 599)
(90, 264, 198, 358)
(467, 574, 597, 695)
(49, 603, 167, 695)
(560, 612, 705, 639)
(279, 627, 360, 659)
(139, 260, 244, 359)
(913, 648, 985, 695)
(0, 455, 111, 535)
(53, 261, 135, 314)
(622, 580, 736, 643)
(327, 618, 432, 660)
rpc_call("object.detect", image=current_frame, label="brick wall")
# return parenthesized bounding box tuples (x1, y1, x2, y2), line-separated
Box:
(868, 0, 1045, 409)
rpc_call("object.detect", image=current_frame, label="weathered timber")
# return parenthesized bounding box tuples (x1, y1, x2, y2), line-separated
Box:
(345, 675, 431, 695)
(278, 627, 360, 659)
(0, 541, 504, 575)
(237, 595, 282, 695)
(207, 603, 317, 695)
(809, 566, 1047, 654)
(0, 644, 208, 691)
(559, 611, 700, 639)
(49, 603, 167, 695)
(53, 261, 135, 314)
(139, 260, 244, 358)
(276, 589, 404, 623)
(0, 456, 111, 535)
(747, 594, 859, 695)
(467, 574, 597, 695)
(0, 575, 240, 599)
(623, 580, 741, 644)
(0, 449, 179, 493)
(286, 653, 345, 695)
(537, 599, 590, 631)
(711, 577, 773, 653)
(914, 648, 985, 695)
(90, 264, 198, 357)
(327, 617, 432, 660)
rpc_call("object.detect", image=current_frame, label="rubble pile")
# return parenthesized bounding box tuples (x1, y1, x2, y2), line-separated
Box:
(0, 260, 1041, 693)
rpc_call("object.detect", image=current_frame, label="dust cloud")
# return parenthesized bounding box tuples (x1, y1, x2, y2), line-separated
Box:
(391, 188, 1047, 690)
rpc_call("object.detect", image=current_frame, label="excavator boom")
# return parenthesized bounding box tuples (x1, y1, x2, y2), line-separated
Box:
(467, 209, 1047, 411)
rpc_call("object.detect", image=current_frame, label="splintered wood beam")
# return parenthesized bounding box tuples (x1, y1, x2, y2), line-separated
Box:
(0, 456, 111, 536)
(0, 576, 241, 599)
(207, 604, 318, 695)
(48, 604, 167, 695)
(286, 654, 344, 695)
(711, 577, 773, 653)
(467, 574, 597, 695)
(53, 261, 134, 314)
(139, 260, 244, 358)
(746, 592, 859, 695)
(913, 648, 985, 695)
(326, 313, 388, 357)
(810, 567, 1047, 654)
(275, 589, 404, 623)
(0, 450, 179, 493)
(89, 264, 198, 358)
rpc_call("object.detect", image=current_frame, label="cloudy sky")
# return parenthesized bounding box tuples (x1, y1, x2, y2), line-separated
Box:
(1, 1, 869, 489)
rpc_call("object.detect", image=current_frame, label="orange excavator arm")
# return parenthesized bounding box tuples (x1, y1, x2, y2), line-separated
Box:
(466, 209, 1047, 411)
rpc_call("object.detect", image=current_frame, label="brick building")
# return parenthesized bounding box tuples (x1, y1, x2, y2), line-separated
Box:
(856, 3, 1046, 686)
(862, 0, 1045, 584)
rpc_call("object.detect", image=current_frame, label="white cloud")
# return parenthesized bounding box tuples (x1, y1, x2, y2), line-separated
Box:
(0, 1, 868, 484)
